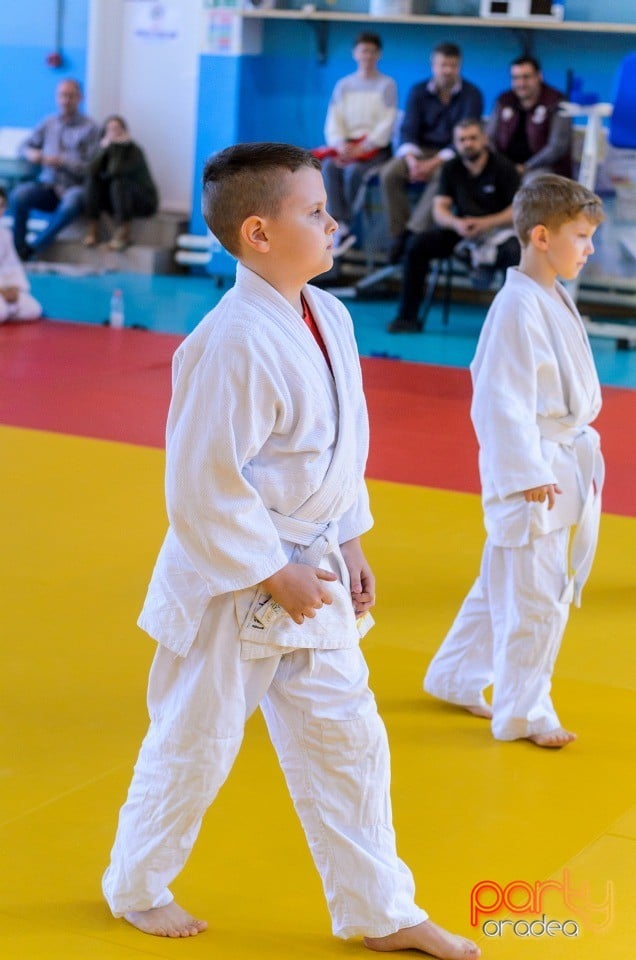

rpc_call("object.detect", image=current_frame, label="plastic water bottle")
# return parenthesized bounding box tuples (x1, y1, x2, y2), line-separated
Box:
(109, 288, 125, 329)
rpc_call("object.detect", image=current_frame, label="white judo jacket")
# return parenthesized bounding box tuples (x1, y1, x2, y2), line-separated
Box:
(471, 267, 604, 604)
(138, 263, 373, 657)
(0, 226, 30, 291)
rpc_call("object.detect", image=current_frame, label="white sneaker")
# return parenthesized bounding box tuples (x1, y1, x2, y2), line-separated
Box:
(332, 231, 357, 258)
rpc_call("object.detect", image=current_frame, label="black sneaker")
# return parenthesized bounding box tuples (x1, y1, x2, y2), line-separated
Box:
(17, 243, 34, 261)
(386, 317, 422, 334)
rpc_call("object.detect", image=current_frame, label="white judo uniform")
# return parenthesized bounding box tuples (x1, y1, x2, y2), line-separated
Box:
(0, 225, 42, 323)
(424, 268, 604, 740)
(103, 262, 427, 938)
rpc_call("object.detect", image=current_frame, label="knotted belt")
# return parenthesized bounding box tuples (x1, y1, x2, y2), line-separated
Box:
(268, 510, 347, 581)
(536, 417, 605, 606)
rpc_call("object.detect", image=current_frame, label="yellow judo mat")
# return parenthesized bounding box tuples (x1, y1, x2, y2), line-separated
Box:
(1, 423, 634, 959)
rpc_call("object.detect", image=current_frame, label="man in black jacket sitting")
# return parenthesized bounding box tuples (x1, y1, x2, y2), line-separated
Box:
(388, 118, 521, 334)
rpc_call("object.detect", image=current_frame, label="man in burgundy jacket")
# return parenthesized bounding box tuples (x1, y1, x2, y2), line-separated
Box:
(486, 56, 571, 180)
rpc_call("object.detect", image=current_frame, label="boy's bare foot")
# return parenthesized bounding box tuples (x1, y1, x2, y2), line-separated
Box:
(528, 727, 576, 748)
(364, 919, 480, 958)
(124, 902, 208, 937)
(465, 704, 492, 719)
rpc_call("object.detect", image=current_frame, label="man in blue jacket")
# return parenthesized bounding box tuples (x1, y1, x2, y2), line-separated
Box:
(380, 43, 483, 263)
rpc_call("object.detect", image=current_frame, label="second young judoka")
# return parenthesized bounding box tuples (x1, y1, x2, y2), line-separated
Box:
(424, 173, 604, 748)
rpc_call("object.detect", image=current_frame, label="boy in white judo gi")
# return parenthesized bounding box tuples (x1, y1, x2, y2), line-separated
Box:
(102, 143, 480, 960)
(424, 174, 604, 748)
(0, 188, 42, 324)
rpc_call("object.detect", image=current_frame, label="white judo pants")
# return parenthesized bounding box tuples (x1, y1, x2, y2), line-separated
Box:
(424, 528, 570, 740)
(103, 598, 427, 939)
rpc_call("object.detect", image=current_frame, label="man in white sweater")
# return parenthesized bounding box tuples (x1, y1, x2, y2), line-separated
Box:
(321, 32, 397, 255)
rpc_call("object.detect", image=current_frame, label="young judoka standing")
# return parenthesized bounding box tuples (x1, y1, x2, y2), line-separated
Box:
(424, 174, 604, 748)
(102, 143, 479, 960)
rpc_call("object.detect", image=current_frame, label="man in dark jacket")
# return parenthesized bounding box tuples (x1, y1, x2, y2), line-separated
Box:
(486, 56, 571, 180)
(380, 42, 484, 263)
(83, 115, 159, 251)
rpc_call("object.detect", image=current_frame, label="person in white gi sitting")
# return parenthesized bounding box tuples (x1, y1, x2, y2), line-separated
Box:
(424, 174, 604, 749)
(101, 142, 480, 959)
(0, 187, 43, 323)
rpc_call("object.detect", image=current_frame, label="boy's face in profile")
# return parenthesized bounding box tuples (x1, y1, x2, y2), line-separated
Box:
(431, 53, 461, 92)
(56, 80, 82, 118)
(353, 42, 381, 71)
(543, 213, 597, 281)
(265, 167, 337, 284)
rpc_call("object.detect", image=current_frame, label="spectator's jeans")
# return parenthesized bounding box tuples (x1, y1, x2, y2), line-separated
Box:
(379, 151, 440, 237)
(9, 182, 85, 254)
(322, 147, 391, 230)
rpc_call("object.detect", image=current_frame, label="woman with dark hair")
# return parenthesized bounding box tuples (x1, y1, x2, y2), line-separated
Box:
(84, 115, 158, 251)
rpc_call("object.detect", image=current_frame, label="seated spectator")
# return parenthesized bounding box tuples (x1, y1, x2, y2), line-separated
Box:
(315, 32, 397, 257)
(388, 119, 520, 334)
(380, 42, 484, 263)
(0, 187, 43, 323)
(9, 78, 99, 260)
(486, 56, 571, 179)
(83, 115, 159, 251)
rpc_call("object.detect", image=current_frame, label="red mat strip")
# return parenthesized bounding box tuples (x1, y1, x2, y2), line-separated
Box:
(1, 322, 634, 517)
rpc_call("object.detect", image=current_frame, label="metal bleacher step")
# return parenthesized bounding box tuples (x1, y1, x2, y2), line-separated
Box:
(24, 210, 189, 275)
(33, 239, 179, 275)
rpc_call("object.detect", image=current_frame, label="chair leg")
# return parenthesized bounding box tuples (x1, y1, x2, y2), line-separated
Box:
(442, 257, 454, 326)
(419, 258, 442, 330)
(352, 167, 383, 274)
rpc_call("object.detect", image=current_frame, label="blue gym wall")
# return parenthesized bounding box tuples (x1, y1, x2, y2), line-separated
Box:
(0, 0, 634, 233)
(0, 0, 90, 125)
(189, 15, 636, 231)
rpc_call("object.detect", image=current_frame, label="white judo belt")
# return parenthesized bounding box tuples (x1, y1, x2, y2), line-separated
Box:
(239, 511, 373, 648)
(243, 513, 340, 630)
(537, 417, 605, 606)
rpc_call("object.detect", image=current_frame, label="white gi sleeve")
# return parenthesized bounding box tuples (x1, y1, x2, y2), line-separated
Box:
(164, 334, 289, 597)
(471, 304, 557, 501)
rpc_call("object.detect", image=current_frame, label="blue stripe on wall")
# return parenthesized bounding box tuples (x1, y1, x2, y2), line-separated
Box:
(190, 54, 243, 235)
(0, 0, 89, 124)
(1, 0, 634, 241)
(0, 49, 88, 126)
(235, 21, 636, 147)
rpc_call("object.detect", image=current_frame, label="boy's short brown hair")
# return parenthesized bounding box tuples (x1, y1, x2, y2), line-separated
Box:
(513, 173, 604, 246)
(354, 32, 382, 50)
(202, 142, 321, 257)
(433, 42, 461, 60)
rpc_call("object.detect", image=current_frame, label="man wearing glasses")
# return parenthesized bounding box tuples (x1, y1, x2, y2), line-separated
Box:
(486, 56, 571, 180)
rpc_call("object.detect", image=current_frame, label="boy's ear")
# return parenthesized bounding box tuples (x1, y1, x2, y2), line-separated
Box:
(529, 223, 550, 250)
(240, 215, 270, 254)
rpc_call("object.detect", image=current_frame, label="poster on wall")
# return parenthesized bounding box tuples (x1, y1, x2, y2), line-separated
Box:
(127, 0, 182, 42)
(201, 0, 264, 55)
